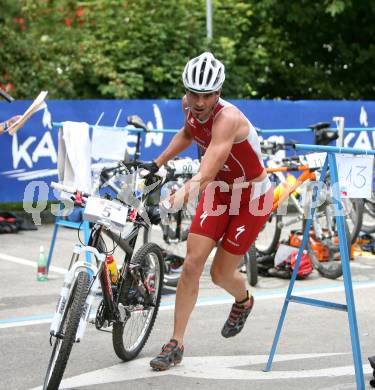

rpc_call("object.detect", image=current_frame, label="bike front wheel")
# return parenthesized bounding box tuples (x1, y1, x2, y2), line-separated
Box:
(43, 271, 90, 390)
(112, 243, 164, 361)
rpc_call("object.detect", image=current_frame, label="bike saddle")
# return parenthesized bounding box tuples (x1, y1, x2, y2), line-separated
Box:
(308, 122, 331, 131)
(127, 115, 149, 132)
(316, 129, 338, 145)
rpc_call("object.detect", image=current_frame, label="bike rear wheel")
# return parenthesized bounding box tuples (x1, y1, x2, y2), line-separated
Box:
(245, 244, 258, 287)
(306, 205, 350, 280)
(43, 271, 90, 390)
(362, 193, 375, 234)
(255, 213, 282, 255)
(341, 198, 364, 244)
(112, 243, 164, 361)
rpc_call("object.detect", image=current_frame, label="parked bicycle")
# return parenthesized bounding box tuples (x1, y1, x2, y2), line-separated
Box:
(245, 123, 359, 285)
(43, 161, 165, 390)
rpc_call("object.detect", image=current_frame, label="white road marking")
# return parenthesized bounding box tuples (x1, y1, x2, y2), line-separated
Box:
(349, 262, 373, 269)
(28, 353, 372, 389)
(0, 252, 66, 274)
(3, 281, 375, 329)
(0, 318, 52, 329)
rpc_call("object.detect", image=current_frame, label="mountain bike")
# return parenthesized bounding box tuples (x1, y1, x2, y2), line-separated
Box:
(43, 162, 164, 390)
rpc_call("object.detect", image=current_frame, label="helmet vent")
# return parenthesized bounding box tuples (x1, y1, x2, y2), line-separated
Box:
(199, 59, 207, 84)
(213, 68, 222, 88)
(192, 67, 197, 84)
(206, 69, 213, 85)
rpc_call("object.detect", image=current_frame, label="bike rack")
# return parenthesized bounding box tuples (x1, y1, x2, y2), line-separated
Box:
(265, 144, 375, 390)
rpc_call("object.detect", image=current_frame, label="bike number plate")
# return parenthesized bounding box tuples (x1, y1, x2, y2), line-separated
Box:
(168, 159, 200, 175)
(83, 197, 129, 232)
(305, 152, 327, 169)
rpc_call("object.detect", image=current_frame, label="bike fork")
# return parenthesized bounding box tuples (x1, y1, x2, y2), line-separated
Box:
(50, 245, 105, 342)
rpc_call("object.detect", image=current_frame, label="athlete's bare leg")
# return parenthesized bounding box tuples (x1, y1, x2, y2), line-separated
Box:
(172, 233, 216, 346)
(210, 245, 249, 302)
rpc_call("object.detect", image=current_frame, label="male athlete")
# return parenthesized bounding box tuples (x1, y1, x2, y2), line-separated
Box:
(141, 52, 273, 371)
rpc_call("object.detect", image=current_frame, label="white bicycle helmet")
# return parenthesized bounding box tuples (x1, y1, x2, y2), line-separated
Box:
(182, 52, 225, 93)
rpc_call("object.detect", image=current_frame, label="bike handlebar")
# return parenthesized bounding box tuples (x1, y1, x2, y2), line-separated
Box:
(51, 181, 79, 195)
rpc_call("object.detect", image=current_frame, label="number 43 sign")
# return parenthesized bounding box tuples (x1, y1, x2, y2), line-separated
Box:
(336, 154, 374, 198)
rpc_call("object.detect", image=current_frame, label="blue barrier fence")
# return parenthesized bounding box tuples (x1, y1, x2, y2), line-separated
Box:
(0, 99, 374, 202)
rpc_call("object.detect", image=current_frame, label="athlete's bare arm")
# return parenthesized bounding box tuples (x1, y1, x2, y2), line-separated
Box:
(196, 108, 240, 189)
(154, 97, 193, 167)
(169, 107, 241, 207)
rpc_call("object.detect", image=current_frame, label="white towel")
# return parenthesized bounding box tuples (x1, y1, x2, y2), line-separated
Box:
(57, 121, 92, 194)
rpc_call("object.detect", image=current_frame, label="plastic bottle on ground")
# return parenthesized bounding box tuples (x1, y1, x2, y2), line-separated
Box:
(37, 245, 48, 281)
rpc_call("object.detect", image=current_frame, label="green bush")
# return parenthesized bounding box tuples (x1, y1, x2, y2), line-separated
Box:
(0, 0, 373, 100)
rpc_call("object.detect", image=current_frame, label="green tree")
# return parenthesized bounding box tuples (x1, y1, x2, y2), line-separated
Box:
(0, 0, 374, 100)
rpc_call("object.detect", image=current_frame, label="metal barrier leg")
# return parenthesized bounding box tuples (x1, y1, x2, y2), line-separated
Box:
(265, 157, 329, 371)
(328, 153, 365, 390)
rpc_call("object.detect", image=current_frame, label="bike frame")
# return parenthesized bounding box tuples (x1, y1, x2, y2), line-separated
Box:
(267, 164, 318, 213)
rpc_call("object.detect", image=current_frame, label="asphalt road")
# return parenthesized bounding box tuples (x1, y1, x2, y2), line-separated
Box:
(1, 223, 375, 390)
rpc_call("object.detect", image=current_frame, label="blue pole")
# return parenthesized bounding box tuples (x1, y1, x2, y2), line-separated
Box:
(328, 153, 365, 389)
(265, 156, 330, 371)
(259, 129, 313, 134)
(295, 144, 375, 156)
(52, 122, 375, 135)
(46, 222, 59, 273)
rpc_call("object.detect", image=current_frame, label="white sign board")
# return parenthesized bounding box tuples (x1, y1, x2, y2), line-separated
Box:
(336, 154, 374, 198)
(304, 152, 327, 169)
